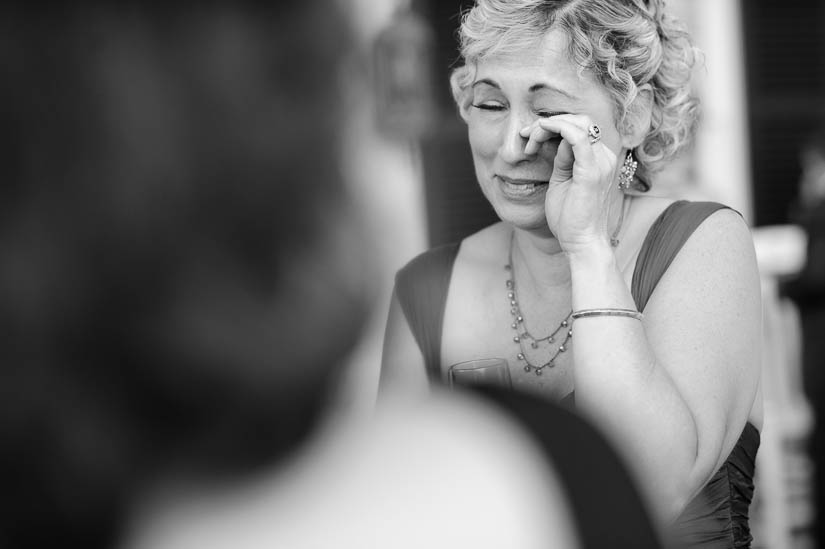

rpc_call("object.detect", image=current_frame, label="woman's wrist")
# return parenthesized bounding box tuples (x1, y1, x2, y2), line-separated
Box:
(566, 239, 636, 310)
(565, 237, 616, 272)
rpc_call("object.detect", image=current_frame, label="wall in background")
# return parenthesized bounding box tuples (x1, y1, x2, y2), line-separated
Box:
(741, 0, 825, 227)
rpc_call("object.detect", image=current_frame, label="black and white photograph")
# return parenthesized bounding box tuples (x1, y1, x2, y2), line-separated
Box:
(0, 1, 823, 548)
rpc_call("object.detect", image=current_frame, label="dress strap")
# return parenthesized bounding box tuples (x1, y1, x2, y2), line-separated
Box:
(631, 201, 732, 311)
(394, 242, 461, 382)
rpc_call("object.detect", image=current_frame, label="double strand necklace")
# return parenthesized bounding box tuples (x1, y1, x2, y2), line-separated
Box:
(505, 238, 572, 376)
(505, 194, 629, 376)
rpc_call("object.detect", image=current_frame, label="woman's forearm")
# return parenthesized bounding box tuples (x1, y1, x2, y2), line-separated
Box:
(567, 242, 700, 520)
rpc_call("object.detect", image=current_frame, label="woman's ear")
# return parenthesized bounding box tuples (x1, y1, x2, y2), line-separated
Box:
(450, 67, 473, 122)
(621, 84, 654, 149)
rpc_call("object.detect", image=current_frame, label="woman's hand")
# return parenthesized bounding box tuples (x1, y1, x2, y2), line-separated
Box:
(519, 115, 620, 255)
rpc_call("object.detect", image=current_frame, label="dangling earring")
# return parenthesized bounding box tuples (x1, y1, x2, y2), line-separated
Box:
(618, 150, 638, 191)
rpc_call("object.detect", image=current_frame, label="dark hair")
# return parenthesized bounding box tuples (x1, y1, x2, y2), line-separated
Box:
(0, 2, 363, 547)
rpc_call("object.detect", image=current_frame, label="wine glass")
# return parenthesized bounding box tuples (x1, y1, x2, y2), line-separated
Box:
(448, 358, 512, 390)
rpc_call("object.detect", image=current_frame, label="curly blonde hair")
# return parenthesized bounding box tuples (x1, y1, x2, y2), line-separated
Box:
(450, 0, 700, 189)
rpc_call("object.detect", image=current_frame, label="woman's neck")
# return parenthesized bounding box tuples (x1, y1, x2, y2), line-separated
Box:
(510, 228, 571, 296)
(509, 192, 628, 294)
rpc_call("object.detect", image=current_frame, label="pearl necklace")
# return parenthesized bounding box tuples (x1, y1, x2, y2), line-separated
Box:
(505, 194, 629, 376)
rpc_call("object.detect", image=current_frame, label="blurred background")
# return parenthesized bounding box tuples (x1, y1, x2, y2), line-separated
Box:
(337, 0, 825, 547)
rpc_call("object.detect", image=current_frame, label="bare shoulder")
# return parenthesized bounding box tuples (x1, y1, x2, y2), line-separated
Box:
(643, 199, 760, 328)
(631, 195, 747, 231)
(679, 203, 755, 260)
(624, 195, 752, 256)
(636, 198, 758, 285)
(695, 204, 751, 237)
(457, 221, 510, 265)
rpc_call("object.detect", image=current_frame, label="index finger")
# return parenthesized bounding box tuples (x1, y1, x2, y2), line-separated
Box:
(536, 116, 598, 166)
(522, 125, 560, 155)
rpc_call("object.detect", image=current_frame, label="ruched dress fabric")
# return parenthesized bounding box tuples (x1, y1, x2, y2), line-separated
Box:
(394, 201, 759, 548)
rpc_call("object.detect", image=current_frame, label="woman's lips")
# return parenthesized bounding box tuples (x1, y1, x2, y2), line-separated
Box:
(497, 176, 549, 199)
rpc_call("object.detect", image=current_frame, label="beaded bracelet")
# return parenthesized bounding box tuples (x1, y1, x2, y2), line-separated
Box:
(571, 308, 644, 321)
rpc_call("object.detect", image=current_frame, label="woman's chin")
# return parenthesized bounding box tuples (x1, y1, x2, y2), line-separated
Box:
(515, 218, 553, 234)
(494, 204, 549, 232)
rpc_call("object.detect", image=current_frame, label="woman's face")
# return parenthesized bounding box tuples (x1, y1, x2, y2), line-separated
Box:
(464, 29, 625, 231)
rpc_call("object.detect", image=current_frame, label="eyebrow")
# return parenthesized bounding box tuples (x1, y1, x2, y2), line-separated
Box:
(471, 78, 575, 100)
(528, 83, 576, 100)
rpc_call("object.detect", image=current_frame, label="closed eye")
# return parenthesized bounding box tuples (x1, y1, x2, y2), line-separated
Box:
(536, 110, 564, 118)
(471, 103, 505, 112)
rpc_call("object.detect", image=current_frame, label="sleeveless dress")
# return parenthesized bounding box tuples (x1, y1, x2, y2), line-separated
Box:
(394, 201, 760, 549)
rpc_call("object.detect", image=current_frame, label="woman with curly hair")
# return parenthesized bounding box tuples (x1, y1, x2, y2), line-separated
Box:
(381, 0, 762, 546)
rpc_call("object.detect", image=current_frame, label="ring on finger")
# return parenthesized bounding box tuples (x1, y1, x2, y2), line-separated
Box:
(587, 124, 601, 144)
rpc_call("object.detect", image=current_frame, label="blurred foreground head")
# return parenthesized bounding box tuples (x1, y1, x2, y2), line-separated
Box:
(0, 2, 367, 546)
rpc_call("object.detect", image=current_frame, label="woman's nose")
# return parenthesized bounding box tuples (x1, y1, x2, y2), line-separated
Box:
(499, 114, 532, 164)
